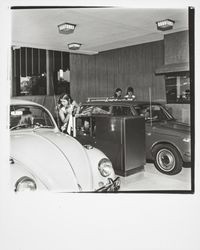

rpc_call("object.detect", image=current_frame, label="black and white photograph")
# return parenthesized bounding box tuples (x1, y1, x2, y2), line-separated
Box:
(9, 6, 193, 192)
(0, 1, 199, 250)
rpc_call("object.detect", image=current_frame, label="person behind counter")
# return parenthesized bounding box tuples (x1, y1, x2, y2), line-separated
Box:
(113, 88, 122, 99)
(124, 86, 136, 100)
(57, 93, 80, 135)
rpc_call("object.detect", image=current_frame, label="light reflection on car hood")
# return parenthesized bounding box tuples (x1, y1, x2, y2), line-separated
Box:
(10, 130, 93, 191)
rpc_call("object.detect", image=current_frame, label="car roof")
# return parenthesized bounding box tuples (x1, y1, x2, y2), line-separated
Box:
(82, 99, 163, 106)
(10, 98, 43, 107)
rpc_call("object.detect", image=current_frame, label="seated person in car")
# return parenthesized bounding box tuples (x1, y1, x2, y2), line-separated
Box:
(140, 107, 158, 120)
(18, 108, 33, 127)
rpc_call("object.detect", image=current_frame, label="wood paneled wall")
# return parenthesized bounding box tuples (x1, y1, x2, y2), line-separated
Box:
(70, 40, 165, 103)
(164, 30, 189, 65)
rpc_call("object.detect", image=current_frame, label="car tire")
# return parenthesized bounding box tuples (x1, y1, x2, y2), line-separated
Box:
(152, 144, 183, 175)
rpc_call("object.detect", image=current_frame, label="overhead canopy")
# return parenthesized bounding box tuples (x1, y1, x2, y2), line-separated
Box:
(155, 62, 189, 75)
(11, 8, 188, 55)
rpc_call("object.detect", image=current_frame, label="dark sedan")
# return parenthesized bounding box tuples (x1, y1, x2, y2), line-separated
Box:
(77, 97, 191, 175)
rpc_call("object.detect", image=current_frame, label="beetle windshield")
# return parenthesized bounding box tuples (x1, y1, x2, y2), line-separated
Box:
(133, 104, 175, 121)
(10, 105, 55, 130)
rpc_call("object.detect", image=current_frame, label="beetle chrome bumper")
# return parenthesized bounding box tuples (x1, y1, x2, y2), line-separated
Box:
(95, 177, 120, 192)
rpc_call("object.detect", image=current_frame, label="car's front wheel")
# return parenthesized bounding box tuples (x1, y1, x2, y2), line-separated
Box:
(152, 144, 183, 175)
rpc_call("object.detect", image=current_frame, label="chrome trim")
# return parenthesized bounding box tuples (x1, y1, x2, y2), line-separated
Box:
(95, 177, 120, 192)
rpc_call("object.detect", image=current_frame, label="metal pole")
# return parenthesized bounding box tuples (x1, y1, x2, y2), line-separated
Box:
(149, 87, 152, 126)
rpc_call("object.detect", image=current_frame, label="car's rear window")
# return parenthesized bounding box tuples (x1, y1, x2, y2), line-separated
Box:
(79, 105, 93, 116)
(92, 106, 111, 115)
(79, 104, 135, 116)
(79, 105, 111, 115)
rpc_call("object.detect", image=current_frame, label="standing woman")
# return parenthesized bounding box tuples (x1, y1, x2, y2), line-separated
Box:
(57, 93, 80, 135)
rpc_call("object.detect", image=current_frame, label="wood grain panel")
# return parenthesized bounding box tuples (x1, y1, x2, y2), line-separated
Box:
(32, 48, 39, 75)
(70, 54, 84, 102)
(54, 50, 61, 72)
(39, 49, 46, 74)
(164, 30, 189, 65)
(63, 52, 70, 71)
(27, 48, 32, 76)
(20, 47, 26, 77)
(151, 41, 165, 102)
(87, 55, 96, 98)
(81, 55, 89, 101)
(96, 53, 108, 97)
(106, 52, 116, 96)
(14, 49, 20, 77)
(71, 40, 165, 103)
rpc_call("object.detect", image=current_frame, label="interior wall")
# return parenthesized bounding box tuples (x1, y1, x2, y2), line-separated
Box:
(164, 30, 189, 65)
(166, 104, 190, 124)
(70, 40, 165, 103)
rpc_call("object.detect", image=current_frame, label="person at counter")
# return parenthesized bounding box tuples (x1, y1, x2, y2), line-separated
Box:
(113, 88, 122, 99)
(124, 86, 136, 100)
(57, 93, 80, 134)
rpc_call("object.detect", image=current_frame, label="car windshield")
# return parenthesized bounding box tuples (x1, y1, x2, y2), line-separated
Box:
(134, 104, 175, 121)
(10, 105, 55, 130)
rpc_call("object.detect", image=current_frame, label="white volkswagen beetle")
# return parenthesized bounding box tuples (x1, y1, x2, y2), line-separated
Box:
(10, 99, 120, 192)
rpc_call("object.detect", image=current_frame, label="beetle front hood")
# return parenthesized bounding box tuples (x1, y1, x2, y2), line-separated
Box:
(10, 130, 93, 191)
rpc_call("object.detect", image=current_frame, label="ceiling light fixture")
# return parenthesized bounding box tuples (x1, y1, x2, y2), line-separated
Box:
(156, 19, 175, 31)
(58, 22, 76, 34)
(68, 43, 82, 50)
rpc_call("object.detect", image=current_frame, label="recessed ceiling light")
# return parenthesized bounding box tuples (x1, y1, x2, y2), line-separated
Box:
(58, 23, 76, 34)
(156, 19, 175, 31)
(68, 43, 82, 50)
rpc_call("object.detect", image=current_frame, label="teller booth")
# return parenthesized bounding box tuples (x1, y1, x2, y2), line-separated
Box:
(75, 115, 145, 176)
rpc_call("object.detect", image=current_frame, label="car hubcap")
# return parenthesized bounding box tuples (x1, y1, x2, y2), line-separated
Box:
(156, 149, 175, 172)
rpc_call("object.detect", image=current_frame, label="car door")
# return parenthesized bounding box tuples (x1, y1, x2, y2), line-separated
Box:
(140, 104, 170, 158)
(133, 104, 160, 158)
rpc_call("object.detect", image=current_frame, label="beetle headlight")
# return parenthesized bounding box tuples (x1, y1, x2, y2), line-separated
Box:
(15, 176, 37, 192)
(183, 137, 191, 143)
(98, 158, 113, 177)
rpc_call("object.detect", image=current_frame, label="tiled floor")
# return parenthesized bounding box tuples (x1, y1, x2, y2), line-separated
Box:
(119, 163, 192, 191)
